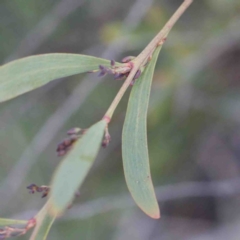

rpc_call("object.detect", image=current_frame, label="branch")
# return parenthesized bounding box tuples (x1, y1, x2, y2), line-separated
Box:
(104, 0, 193, 120)
(0, 0, 155, 211)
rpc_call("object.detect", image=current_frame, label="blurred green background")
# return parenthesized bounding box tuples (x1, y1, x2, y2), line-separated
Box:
(1, 0, 240, 239)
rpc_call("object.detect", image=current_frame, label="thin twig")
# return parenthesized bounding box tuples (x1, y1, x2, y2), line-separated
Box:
(104, 0, 193, 120)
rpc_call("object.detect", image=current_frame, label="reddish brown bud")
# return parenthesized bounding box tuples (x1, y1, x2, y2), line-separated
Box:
(56, 143, 64, 151)
(63, 138, 72, 146)
(27, 184, 37, 194)
(99, 65, 105, 70)
(57, 150, 66, 156)
(57, 128, 87, 156)
(121, 56, 135, 63)
(67, 128, 81, 135)
(114, 73, 126, 80)
(98, 65, 108, 77)
(133, 69, 141, 80)
(98, 70, 106, 77)
(97, 59, 134, 83)
(27, 184, 50, 198)
(130, 80, 136, 86)
(110, 60, 115, 66)
(41, 192, 48, 198)
(102, 130, 111, 148)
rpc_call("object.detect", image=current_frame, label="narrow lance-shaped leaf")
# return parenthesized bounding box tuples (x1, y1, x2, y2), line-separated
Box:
(0, 54, 111, 102)
(122, 47, 162, 219)
(30, 202, 55, 240)
(48, 120, 106, 216)
(0, 218, 28, 227)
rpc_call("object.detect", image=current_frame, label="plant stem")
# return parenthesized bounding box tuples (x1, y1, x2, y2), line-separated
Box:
(103, 0, 193, 122)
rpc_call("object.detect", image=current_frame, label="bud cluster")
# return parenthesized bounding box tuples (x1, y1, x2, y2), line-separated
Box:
(0, 218, 36, 239)
(102, 128, 111, 148)
(98, 56, 142, 84)
(26, 183, 80, 206)
(27, 184, 50, 198)
(56, 128, 87, 156)
(0, 227, 25, 239)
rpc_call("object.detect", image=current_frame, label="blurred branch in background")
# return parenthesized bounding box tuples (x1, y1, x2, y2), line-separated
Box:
(12, 177, 240, 220)
(5, 0, 86, 62)
(173, 15, 240, 119)
(186, 220, 240, 240)
(0, 0, 88, 141)
(147, 216, 240, 240)
(103, 0, 154, 58)
(64, 177, 240, 221)
(0, 0, 155, 211)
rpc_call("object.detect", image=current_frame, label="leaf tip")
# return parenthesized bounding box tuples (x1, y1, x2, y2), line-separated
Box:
(142, 205, 160, 219)
(150, 210, 161, 219)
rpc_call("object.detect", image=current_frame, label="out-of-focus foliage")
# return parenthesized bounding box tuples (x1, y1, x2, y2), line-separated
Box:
(0, 0, 240, 239)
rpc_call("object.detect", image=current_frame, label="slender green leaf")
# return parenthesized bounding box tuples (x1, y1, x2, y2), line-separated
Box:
(30, 202, 55, 240)
(0, 218, 28, 226)
(0, 53, 110, 102)
(122, 47, 162, 219)
(48, 120, 106, 216)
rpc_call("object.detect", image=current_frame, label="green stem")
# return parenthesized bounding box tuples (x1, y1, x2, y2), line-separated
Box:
(103, 0, 193, 122)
